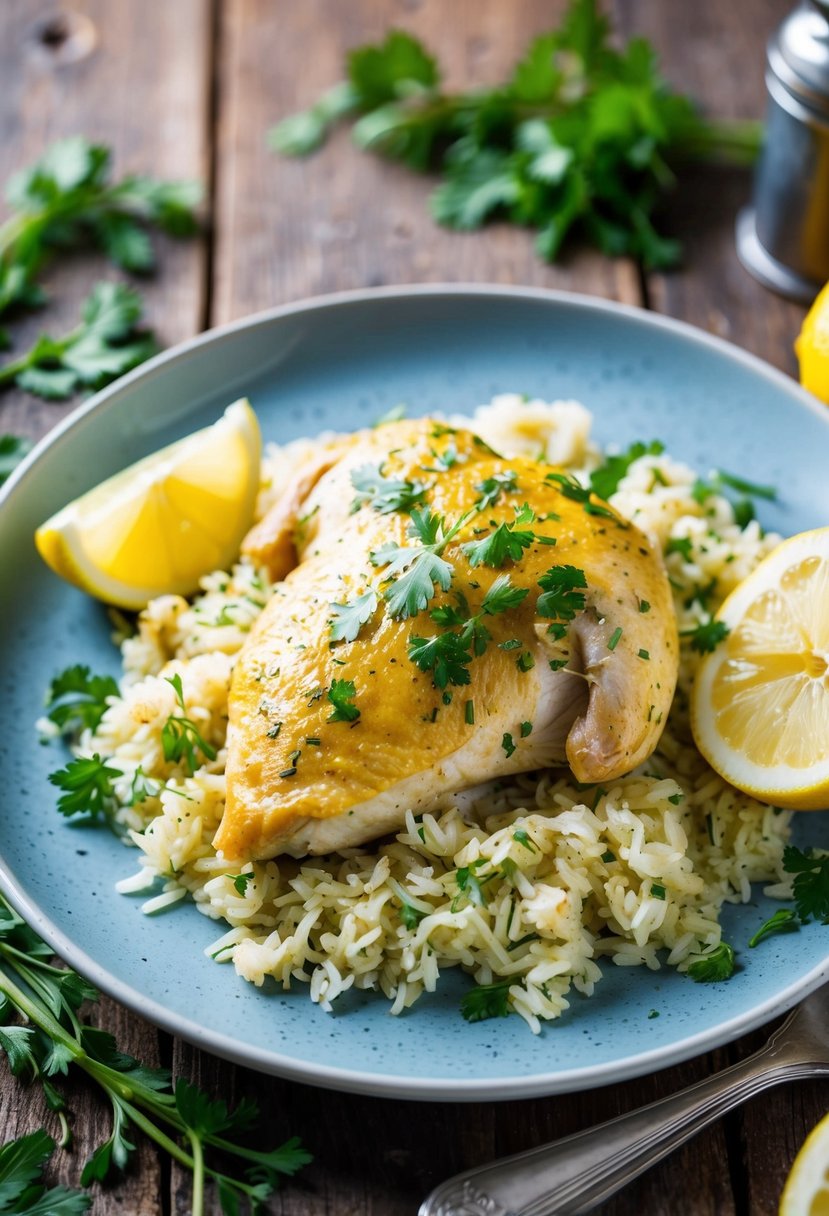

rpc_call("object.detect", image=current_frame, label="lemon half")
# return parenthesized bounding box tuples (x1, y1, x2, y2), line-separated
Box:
(780, 1112, 829, 1216)
(691, 527, 829, 810)
(796, 282, 829, 405)
(35, 399, 262, 609)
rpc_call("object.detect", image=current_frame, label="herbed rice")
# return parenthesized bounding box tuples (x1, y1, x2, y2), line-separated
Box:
(52, 395, 793, 1033)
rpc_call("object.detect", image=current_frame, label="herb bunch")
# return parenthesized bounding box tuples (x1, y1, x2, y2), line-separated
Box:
(0, 894, 310, 1215)
(271, 0, 761, 269)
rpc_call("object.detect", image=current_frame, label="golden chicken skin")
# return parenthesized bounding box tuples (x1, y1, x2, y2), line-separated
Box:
(213, 419, 678, 861)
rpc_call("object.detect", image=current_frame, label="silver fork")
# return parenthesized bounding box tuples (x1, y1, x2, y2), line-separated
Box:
(419, 981, 829, 1216)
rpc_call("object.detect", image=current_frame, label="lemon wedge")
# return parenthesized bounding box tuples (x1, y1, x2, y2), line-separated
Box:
(691, 527, 829, 810)
(35, 399, 262, 609)
(796, 282, 829, 404)
(780, 1111, 829, 1216)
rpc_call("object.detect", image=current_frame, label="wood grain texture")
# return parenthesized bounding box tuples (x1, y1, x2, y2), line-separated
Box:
(0, 1, 210, 1211)
(211, 0, 639, 325)
(0, 0, 211, 444)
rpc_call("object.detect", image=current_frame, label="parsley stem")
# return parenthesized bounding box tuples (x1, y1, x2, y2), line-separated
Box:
(0, 961, 81, 1053)
(187, 1127, 206, 1216)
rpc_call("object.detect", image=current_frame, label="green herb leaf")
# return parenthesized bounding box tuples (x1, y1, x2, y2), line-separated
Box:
(44, 665, 120, 735)
(589, 440, 664, 500)
(545, 471, 617, 520)
(536, 563, 587, 630)
(0, 435, 33, 486)
(327, 678, 361, 722)
(48, 754, 122, 819)
(687, 941, 735, 983)
(460, 979, 513, 1023)
(748, 908, 799, 948)
(461, 518, 535, 568)
(783, 847, 829, 923)
(0, 1130, 90, 1214)
(350, 463, 429, 514)
(682, 618, 729, 654)
(329, 589, 378, 643)
(408, 632, 472, 689)
(474, 470, 518, 510)
(161, 674, 217, 775)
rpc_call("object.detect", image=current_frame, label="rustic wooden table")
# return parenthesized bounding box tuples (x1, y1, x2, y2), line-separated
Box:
(1, 1, 826, 1213)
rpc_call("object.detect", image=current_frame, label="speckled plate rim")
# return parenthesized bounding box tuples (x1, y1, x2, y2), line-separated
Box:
(2, 282, 829, 1102)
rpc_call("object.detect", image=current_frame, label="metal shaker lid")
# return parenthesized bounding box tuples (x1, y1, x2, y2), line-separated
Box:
(770, 0, 829, 107)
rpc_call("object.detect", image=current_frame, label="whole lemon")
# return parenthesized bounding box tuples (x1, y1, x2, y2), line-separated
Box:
(796, 282, 829, 404)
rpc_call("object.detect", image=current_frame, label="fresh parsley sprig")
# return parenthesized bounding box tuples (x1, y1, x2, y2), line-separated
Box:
(0, 895, 310, 1214)
(349, 463, 429, 514)
(44, 665, 120, 736)
(271, 1, 760, 268)
(681, 618, 729, 654)
(460, 979, 513, 1023)
(370, 506, 472, 619)
(460, 505, 540, 569)
(0, 136, 200, 319)
(589, 440, 665, 500)
(327, 678, 361, 722)
(0, 283, 156, 401)
(536, 564, 588, 639)
(545, 471, 618, 521)
(783, 847, 829, 923)
(161, 674, 218, 776)
(48, 754, 122, 820)
(687, 941, 736, 983)
(328, 588, 378, 643)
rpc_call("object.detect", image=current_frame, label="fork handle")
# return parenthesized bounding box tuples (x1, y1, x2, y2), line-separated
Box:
(419, 1052, 821, 1216)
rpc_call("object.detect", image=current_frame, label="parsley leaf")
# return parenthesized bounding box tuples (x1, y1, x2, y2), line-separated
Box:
(687, 941, 736, 983)
(748, 908, 799, 948)
(349, 463, 429, 514)
(783, 847, 829, 923)
(474, 470, 518, 510)
(461, 514, 535, 568)
(480, 573, 529, 615)
(682, 618, 729, 654)
(44, 664, 119, 735)
(48, 754, 121, 819)
(371, 507, 468, 619)
(408, 632, 472, 689)
(399, 900, 427, 930)
(460, 979, 513, 1023)
(0, 283, 156, 401)
(161, 674, 217, 775)
(0, 137, 200, 320)
(545, 471, 617, 520)
(0, 435, 32, 486)
(536, 564, 587, 633)
(589, 440, 665, 500)
(329, 589, 378, 643)
(327, 678, 360, 722)
(0, 1130, 90, 1214)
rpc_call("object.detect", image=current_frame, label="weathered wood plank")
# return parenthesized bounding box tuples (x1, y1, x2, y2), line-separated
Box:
(0, 1, 210, 1212)
(0, 0, 210, 446)
(211, 0, 639, 326)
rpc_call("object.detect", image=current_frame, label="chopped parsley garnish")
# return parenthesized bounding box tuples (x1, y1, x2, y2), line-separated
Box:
(500, 638, 522, 651)
(48, 754, 122, 819)
(666, 536, 693, 561)
(687, 941, 735, 983)
(161, 674, 218, 776)
(516, 651, 535, 672)
(601, 850, 615, 863)
(326, 678, 361, 722)
(639, 599, 651, 613)
(370, 506, 469, 619)
(460, 511, 536, 568)
(536, 564, 587, 636)
(350, 463, 429, 514)
(328, 588, 378, 643)
(231, 874, 252, 896)
(501, 732, 516, 758)
(682, 618, 729, 654)
(44, 664, 120, 735)
(748, 908, 799, 948)
(650, 883, 666, 900)
(588, 440, 665, 500)
(399, 899, 428, 929)
(460, 979, 512, 1023)
(474, 470, 518, 510)
(465, 699, 475, 725)
(783, 846, 829, 922)
(480, 573, 529, 615)
(638, 648, 650, 660)
(408, 631, 472, 689)
(607, 627, 622, 651)
(545, 471, 617, 520)
(519, 720, 533, 737)
(513, 829, 537, 853)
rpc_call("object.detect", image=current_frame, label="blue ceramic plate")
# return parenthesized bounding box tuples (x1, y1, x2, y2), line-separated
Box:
(1, 285, 827, 1101)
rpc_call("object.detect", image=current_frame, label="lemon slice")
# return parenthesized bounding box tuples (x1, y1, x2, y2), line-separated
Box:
(780, 1112, 829, 1216)
(796, 282, 829, 405)
(691, 527, 829, 810)
(35, 399, 262, 609)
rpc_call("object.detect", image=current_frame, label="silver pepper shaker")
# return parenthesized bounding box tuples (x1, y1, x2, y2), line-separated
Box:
(736, 0, 829, 301)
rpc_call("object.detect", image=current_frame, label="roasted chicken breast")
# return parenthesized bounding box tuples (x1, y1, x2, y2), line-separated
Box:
(214, 419, 678, 860)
